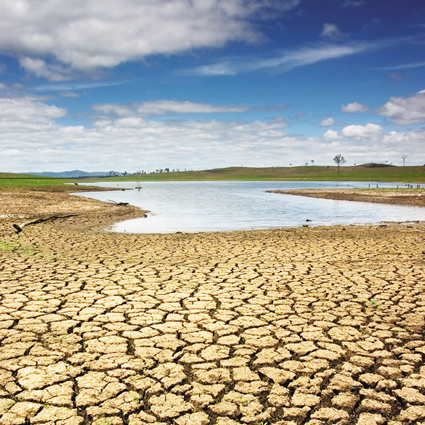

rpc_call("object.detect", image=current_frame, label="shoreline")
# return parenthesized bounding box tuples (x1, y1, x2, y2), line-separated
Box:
(0, 187, 148, 234)
(1, 186, 424, 235)
(268, 187, 425, 208)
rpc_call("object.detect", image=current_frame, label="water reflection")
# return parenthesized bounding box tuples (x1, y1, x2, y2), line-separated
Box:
(77, 181, 424, 233)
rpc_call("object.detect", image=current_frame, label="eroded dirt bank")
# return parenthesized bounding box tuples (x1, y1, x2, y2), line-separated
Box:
(268, 188, 425, 208)
(0, 189, 147, 232)
(0, 190, 424, 425)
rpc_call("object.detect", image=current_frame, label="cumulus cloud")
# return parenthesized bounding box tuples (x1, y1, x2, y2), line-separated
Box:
(0, 97, 66, 125)
(320, 117, 335, 126)
(341, 102, 368, 113)
(341, 123, 383, 138)
(3, 95, 425, 172)
(378, 90, 425, 125)
(322, 123, 383, 142)
(322, 129, 341, 140)
(0, 0, 300, 78)
(0, 95, 296, 171)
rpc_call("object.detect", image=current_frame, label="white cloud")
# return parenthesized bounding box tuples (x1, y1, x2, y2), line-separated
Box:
(190, 34, 419, 76)
(320, 23, 345, 40)
(0, 0, 300, 78)
(19, 57, 76, 81)
(193, 62, 238, 76)
(320, 125, 425, 166)
(191, 43, 368, 75)
(92, 100, 285, 118)
(341, 123, 383, 138)
(0, 104, 294, 171)
(0, 97, 66, 125)
(320, 117, 335, 127)
(35, 79, 137, 93)
(378, 61, 425, 71)
(378, 90, 425, 125)
(322, 129, 341, 141)
(341, 102, 368, 113)
(136, 101, 250, 116)
(322, 123, 384, 142)
(2, 95, 425, 173)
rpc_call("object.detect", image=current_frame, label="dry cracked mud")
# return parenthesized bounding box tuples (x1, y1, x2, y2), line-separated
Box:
(0, 191, 424, 424)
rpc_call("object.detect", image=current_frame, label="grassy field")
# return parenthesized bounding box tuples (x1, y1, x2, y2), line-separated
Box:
(0, 173, 100, 192)
(1, 165, 424, 190)
(91, 164, 425, 183)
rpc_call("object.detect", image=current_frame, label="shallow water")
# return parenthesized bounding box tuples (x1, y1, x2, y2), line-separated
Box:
(78, 181, 425, 233)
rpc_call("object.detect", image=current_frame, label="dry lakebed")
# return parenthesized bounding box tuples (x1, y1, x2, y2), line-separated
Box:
(0, 187, 424, 425)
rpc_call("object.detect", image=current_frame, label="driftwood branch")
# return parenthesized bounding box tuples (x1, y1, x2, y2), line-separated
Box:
(13, 214, 79, 234)
(108, 199, 129, 206)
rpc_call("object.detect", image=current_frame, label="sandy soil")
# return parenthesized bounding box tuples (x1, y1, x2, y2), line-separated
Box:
(0, 190, 425, 425)
(268, 188, 425, 208)
(0, 188, 148, 232)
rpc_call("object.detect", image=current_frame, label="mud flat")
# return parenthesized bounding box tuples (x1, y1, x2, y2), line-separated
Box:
(0, 190, 425, 425)
(268, 188, 425, 208)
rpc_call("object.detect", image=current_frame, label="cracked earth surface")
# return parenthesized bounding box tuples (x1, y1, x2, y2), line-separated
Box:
(0, 195, 424, 424)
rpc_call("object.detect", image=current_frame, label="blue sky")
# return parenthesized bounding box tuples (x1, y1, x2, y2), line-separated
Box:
(0, 0, 424, 173)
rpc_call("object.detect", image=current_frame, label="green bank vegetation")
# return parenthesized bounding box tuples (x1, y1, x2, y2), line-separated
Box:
(1, 164, 424, 190)
(0, 173, 72, 190)
(0, 173, 104, 191)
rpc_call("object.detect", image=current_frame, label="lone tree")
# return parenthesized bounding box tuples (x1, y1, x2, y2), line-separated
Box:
(333, 154, 346, 172)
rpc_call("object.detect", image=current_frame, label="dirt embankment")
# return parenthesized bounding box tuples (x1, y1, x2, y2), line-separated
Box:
(268, 188, 425, 207)
(0, 188, 148, 232)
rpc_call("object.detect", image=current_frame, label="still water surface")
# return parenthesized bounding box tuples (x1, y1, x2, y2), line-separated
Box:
(78, 181, 424, 233)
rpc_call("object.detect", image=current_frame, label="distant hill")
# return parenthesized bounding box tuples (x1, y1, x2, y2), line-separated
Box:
(29, 170, 122, 178)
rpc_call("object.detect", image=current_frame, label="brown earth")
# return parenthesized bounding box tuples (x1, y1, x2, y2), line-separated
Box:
(268, 188, 425, 208)
(0, 190, 425, 425)
(0, 188, 148, 233)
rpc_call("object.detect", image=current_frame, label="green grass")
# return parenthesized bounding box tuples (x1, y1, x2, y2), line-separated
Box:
(0, 240, 21, 252)
(0, 173, 106, 191)
(0, 173, 74, 190)
(87, 164, 425, 183)
(0, 164, 424, 190)
(0, 240, 37, 256)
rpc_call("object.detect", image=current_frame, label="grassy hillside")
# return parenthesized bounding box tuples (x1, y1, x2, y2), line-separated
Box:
(1, 165, 424, 190)
(99, 165, 425, 183)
